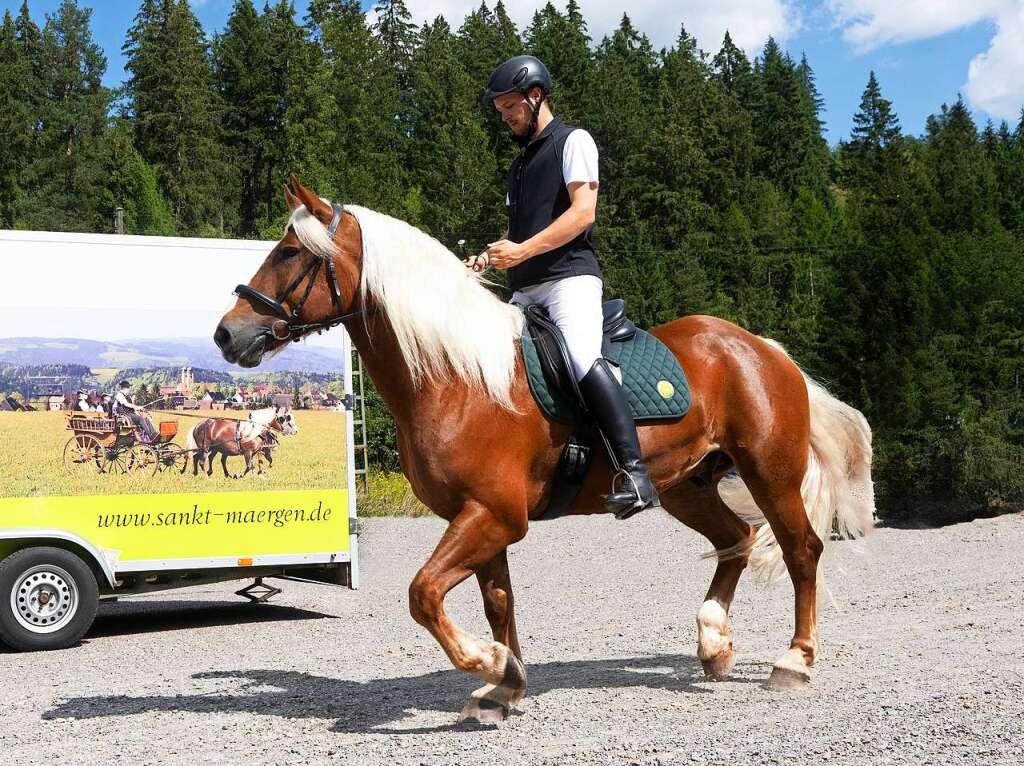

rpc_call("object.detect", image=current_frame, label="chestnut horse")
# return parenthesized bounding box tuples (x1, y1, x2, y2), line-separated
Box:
(185, 407, 297, 479)
(215, 177, 875, 724)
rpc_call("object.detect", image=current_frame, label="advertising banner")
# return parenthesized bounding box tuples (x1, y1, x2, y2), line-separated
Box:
(0, 230, 354, 573)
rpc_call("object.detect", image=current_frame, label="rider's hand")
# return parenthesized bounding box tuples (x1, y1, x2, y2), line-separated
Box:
(464, 251, 489, 272)
(486, 239, 530, 269)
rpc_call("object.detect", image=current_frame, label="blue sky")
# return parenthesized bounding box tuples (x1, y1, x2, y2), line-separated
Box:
(4, 0, 1022, 144)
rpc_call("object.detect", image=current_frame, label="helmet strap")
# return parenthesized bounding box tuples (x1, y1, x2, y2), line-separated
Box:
(515, 91, 546, 148)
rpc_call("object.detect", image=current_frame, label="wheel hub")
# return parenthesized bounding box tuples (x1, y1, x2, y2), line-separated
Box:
(11, 565, 79, 634)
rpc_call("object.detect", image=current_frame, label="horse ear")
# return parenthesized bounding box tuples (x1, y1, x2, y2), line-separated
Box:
(282, 183, 301, 211)
(288, 173, 328, 220)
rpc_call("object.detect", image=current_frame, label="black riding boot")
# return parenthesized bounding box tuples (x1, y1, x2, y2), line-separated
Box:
(578, 359, 660, 519)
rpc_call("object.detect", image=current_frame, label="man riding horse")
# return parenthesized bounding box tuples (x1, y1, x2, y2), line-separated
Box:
(467, 55, 658, 519)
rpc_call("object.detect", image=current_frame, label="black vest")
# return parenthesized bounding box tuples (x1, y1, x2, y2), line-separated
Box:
(506, 117, 600, 291)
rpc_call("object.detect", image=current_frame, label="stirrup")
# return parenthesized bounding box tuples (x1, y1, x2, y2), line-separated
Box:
(604, 470, 660, 520)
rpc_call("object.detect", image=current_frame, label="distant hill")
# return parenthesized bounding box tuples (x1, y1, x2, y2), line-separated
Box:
(0, 337, 343, 373)
(0, 363, 94, 393)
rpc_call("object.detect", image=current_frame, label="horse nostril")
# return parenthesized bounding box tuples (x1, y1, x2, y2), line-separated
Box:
(214, 324, 231, 350)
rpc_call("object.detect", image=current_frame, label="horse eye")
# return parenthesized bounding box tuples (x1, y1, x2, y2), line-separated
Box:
(280, 246, 300, 260)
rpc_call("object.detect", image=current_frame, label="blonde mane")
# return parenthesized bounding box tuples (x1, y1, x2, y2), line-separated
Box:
(288, 202, 524, 410)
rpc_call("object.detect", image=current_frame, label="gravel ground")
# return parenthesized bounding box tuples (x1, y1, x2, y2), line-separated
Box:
(2, 512, 1023, 766)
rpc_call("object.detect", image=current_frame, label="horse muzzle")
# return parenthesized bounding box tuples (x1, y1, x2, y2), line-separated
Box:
(215, 319, 271, 368)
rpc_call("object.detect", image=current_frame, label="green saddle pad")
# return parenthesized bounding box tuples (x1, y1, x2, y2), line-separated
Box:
(520, 326, 691, 424)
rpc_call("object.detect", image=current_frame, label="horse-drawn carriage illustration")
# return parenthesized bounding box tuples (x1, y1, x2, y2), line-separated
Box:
(62, 412, 189, 475)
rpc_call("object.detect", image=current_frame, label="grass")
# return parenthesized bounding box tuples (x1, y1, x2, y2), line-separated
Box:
(0, 409, 347, 498)
(357, 470, 431, 517)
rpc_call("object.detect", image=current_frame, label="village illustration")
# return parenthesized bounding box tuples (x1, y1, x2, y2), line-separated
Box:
(1, 366, 343, 414)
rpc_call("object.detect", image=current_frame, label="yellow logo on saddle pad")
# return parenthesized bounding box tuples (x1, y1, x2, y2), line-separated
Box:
(657, 380, 675, 399)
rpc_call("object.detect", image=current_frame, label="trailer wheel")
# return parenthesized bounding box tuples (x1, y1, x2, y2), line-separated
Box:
(0, 547, 99, 652)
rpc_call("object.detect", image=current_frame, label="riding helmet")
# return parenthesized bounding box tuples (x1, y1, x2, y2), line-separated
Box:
(483, 55, 551, 104)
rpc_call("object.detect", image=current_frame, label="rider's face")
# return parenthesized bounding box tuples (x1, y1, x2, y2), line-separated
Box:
(494, 89, 541, 136)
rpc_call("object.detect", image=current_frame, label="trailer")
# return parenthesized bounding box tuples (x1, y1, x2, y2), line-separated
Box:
(0, 229, 360, 652)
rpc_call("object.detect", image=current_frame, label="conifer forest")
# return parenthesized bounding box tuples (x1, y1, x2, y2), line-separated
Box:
(1, 0, 1022, 523)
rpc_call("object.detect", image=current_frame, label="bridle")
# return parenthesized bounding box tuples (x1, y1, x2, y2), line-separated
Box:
(232, 202, 370, 342)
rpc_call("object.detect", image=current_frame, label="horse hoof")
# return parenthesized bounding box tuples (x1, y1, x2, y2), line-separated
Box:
(701, 649, 735, 681)
(457, 697, 508, 726)
(767, 649, 811, 689)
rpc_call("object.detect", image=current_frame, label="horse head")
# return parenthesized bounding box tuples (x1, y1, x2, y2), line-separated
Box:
(274, 406, 299, 436)
(214, 175, 364, 368)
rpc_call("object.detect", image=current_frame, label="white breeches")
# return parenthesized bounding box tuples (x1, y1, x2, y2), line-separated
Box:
(512, 275, 604, 381)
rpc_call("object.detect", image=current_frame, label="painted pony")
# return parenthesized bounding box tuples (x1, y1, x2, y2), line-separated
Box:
(185, 406, 298, 479)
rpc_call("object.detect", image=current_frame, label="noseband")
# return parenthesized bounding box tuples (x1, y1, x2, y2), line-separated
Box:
(233, 203, 369, 342)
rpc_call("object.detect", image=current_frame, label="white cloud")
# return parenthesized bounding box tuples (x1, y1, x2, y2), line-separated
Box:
(827, 1, 1024, 121)
(399, 1, 800, 56)
(964, 4, 1024, 120)
(826, 0, 1008, 52)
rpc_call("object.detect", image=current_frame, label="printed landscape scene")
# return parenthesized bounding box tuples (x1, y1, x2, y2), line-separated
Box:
(0, 336, 347, 498)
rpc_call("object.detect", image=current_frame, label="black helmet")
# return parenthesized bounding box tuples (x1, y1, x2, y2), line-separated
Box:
(483, 55, 551, 103)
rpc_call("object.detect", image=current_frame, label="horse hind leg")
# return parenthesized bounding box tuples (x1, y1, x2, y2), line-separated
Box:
(660, 480, 754, 681)
(730, 453, 823, 689)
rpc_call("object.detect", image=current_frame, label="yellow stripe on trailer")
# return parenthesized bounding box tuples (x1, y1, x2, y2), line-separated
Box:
(0, 488, 349, 567)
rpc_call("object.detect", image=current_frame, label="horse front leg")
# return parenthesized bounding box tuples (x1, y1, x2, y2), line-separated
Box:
(408, 503, 527, 725)
(244, 449, 265, 480)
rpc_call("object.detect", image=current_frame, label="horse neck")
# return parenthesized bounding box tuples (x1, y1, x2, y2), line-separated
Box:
(346, 314, 447, 431)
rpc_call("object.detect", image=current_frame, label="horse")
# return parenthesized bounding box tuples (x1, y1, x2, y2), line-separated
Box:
(215, 176, 875, 724)
(185, 406, 298, 479)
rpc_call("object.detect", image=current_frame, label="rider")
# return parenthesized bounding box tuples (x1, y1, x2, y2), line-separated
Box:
(112, 380, 158, 441)
(470, 55, 659, 520)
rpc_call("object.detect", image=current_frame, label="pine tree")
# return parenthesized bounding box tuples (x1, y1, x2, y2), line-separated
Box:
(0, 11, 32, 225)
(263, 0, 312, 226)
(751, 39, 828, 197)
(844, 71, 901, 189)
(712, 30, 762, 117)
(14, 1, 45, 146)
(305, 0, 404, 211)
(90, 121, 174, 235)
(456, 1, 523, 225)
(372, 0, 416, 88)
(637, 25, 714, 242)
(524, 1, 592, 122)
(16, 0, 111, 231)
(214, 0, 274, 234)
(587, 14, 658, 211)
(923, 96, 998, 233)
(406, 17, 494, 244)
(123, 0, 223, 233)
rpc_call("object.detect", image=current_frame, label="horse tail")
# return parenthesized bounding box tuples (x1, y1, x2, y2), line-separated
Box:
(715, 339, 876, 586)
(186, 422, 198, 452)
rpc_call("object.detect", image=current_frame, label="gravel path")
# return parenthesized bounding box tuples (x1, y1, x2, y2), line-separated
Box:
(3, 512, 1023, 765)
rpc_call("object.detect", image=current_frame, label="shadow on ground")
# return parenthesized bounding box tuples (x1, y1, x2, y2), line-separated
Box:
(88, 600, 335, 639)
(43, 655, 765, 734)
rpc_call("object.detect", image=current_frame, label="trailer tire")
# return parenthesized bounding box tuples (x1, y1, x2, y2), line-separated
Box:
(0, 547, 99, 652)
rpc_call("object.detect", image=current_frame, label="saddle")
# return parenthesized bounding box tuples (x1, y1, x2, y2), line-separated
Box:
(522, 299, 635, 412)
(519, 298, 692, 520)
